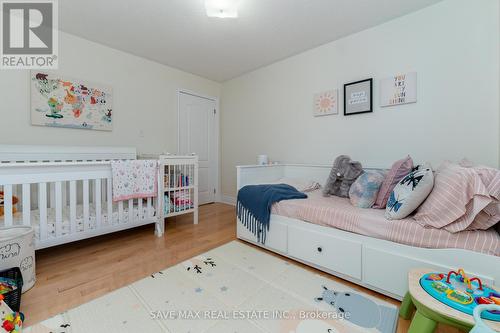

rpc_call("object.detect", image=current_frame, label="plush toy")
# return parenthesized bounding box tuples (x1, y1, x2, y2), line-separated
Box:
(323, 155, 363, 198)
(0, 192, 18, 216)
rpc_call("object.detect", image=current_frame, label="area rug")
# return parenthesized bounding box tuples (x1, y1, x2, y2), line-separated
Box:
(25, 241, 398, 333)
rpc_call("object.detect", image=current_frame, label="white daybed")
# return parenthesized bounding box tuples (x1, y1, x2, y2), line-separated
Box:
(236, 164, 500, 300)
(0, 145, 162, 250)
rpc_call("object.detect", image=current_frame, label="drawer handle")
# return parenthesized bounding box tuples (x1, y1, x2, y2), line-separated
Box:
(317, 246, 323, 253)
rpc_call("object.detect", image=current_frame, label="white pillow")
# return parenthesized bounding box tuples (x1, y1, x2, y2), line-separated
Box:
(385, 165, 434, 220)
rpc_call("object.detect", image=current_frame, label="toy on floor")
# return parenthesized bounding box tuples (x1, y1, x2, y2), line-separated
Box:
(0, 192, 18, 217)
(0, 295, 24, 333)
(420, 269, 500, 321)
(0, 278, 17, 295)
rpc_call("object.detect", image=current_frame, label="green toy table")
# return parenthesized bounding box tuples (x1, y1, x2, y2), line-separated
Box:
(399, 268, 500, 333)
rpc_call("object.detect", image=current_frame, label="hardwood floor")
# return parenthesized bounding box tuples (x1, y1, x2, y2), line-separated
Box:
(22, 203, 459, 332)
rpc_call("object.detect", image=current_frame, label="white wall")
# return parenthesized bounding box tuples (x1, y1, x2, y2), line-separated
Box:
(0, 31, 221, 155)
(221, 0, 499, 197)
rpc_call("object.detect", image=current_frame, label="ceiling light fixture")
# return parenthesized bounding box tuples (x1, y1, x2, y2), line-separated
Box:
(205, 0, 238, 18)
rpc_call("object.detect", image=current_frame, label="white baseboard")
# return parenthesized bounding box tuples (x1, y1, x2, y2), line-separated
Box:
(219, 195, 236, 206)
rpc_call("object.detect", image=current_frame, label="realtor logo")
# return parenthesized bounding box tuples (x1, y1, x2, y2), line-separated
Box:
(1, 0, 58, 69)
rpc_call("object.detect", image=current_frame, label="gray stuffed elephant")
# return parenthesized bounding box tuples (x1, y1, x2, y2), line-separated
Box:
(323, 155, 363, 198)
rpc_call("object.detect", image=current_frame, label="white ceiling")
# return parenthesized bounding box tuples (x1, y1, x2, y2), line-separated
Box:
(59, 0, 442, 82)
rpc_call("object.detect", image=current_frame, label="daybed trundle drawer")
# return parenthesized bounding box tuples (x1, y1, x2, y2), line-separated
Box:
(288, 225, 362, 279)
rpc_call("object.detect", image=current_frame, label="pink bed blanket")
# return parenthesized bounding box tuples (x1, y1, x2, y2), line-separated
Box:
(272, 190, 499, 256)
(111, 160, 158, 202)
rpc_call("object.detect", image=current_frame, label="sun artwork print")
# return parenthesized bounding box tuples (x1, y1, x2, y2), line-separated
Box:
(314, 89, 338, 116)
(31, 72, 113, 131)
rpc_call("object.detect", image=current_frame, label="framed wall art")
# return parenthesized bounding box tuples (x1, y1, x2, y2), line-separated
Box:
(344, 78, 372, 116)
(380, 72, 417, 107)
(313, 89, 338, 117)
(31, 71, 113, 131)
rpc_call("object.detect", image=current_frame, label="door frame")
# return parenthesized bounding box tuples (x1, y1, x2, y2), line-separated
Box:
(177, 89, 220, 203)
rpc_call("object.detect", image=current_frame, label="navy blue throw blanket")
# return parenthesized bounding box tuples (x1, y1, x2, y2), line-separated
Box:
(237, 184, 307, 244)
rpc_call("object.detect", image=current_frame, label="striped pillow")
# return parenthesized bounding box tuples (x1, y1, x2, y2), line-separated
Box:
(413, 162, 493, 232)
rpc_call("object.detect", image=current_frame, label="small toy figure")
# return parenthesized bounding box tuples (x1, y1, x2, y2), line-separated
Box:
(322, 155, 363, 198)
(0, 192, 19, 217)
(1, 295, 24, 333)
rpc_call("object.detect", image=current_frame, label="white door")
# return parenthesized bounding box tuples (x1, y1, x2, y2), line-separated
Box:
(178, 91, 217, 205)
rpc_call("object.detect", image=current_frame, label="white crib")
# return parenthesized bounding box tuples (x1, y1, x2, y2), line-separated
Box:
(0, 145, 162, 250)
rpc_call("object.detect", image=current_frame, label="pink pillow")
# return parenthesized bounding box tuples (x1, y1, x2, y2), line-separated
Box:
(413, 162, 493, 232)
(373, 155, 413, 209)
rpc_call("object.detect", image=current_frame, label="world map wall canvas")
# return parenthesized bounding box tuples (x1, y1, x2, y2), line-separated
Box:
(31, 72, 113, 131)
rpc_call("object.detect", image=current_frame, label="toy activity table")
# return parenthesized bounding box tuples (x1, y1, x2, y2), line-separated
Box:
(400, 268, 500, 333)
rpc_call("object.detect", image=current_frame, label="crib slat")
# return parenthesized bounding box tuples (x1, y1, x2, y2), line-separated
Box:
(118, 201, 124, 223)
(95, 179, 101, 228)
(83, 179, 89, 232)
(30, 184, 37, 210)
(101, 179, 106, 206)
(107, 178, 113, 224)
(55, 181, 63, 237)
(138, 197, 143, 221)
(147, 197, 152, 218)
(90, 180, 95, 205)
(22, 184, 31, 226)
(49, 182, 56, 209)
(4, 185, 13, 226)
(62, 181, 67, 207)
(167, 164, 170, 188)
(12, 185, 19, 212)
(70, 180, 77, 234)
(128, 199, 134, 223)
(39, 182, 48, 240)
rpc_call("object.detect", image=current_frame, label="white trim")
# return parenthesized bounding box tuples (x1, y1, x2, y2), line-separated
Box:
(0, 144, 136, 162)
(220, 195, 236, 206)
(177, 89, 220, 203)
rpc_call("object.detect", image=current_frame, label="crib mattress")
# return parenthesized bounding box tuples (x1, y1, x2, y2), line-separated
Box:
(0, 205, 156, 239)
